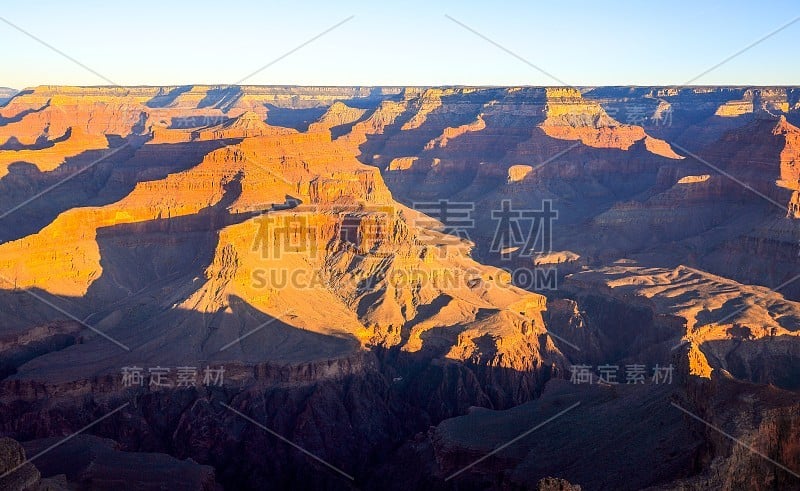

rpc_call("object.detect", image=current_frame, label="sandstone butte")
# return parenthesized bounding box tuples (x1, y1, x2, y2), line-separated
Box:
(0, 85, 797, 491)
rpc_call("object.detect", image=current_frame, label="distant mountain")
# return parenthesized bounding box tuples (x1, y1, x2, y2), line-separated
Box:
(0, 87, 17, 106)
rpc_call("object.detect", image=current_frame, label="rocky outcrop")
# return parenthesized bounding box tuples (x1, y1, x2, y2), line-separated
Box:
(0, 437, 42, 491)
(507, 164, 533, 182)
(537, 477, 582, 490)
(540, 88, 682, 159)
(307, 101, 367, 137)
(195, 111, 294, 140)
(22, 435, 219, 490)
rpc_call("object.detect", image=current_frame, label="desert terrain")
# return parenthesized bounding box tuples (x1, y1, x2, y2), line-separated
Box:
(0, 85, 798, 490)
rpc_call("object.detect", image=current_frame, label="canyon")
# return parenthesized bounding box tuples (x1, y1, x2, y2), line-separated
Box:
(0, 85, 797, 490)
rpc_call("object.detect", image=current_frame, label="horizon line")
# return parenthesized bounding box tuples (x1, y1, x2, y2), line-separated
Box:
(4, 83, 800, 91)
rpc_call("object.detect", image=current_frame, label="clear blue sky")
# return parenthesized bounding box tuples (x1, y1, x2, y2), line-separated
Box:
(1, 0, 799, 88)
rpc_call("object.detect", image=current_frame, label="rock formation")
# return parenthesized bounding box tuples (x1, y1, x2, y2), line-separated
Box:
(0, 85, 797, 490)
